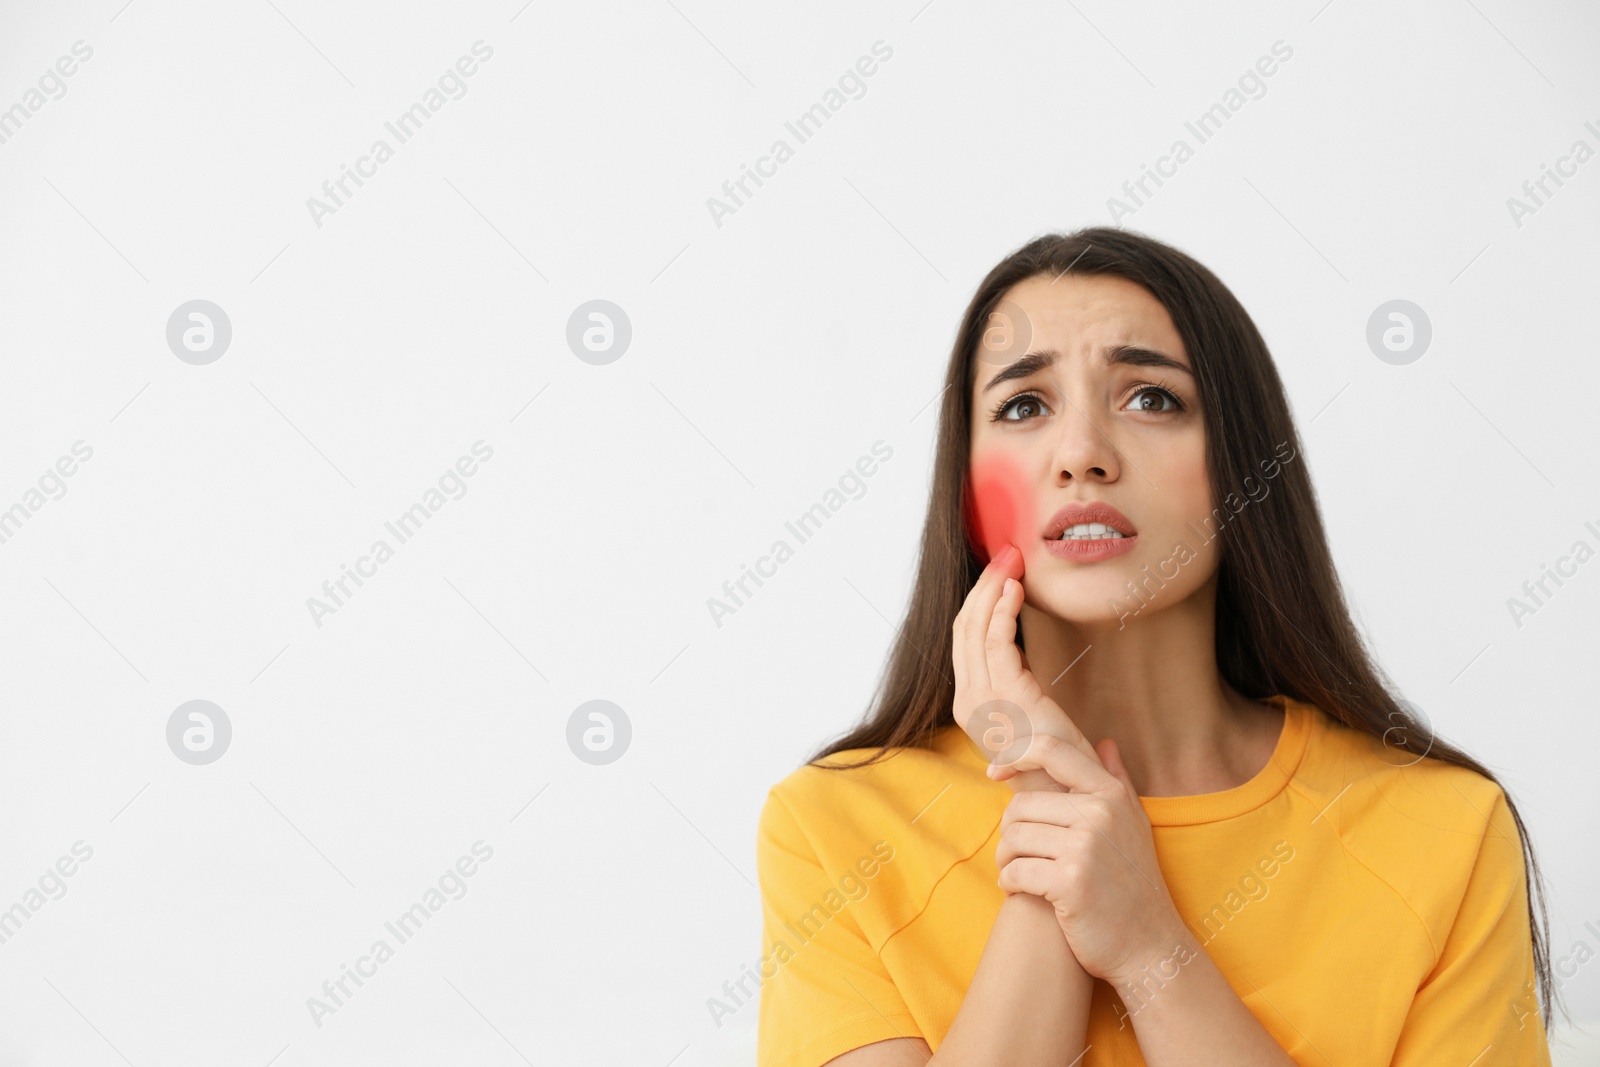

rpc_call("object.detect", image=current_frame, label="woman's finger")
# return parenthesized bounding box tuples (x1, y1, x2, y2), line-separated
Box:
(976, 569, 1096, 769)
(990, 731, 1113, 790)
(995, 819, 1073, 870)
(1000, 790, 1110, 835)
(953, 543, 1022, 701)
(996, 856, 1057, 899)
(982, 575, 1031, 695)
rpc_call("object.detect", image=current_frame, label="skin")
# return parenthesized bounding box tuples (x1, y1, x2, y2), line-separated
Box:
(828, 274, 1295, 1065)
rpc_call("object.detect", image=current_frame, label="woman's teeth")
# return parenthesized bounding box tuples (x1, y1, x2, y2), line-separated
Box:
(1057, 523, 1126, 540)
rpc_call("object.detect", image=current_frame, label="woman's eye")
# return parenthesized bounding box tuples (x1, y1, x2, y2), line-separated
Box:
(999, 395, 1048, 421)
(1126, 386, 1181, 413)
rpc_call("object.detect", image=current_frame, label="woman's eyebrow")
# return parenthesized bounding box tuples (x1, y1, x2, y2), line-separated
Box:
(981, 344, 1193, 393)
(1106, 344, 1194, 376)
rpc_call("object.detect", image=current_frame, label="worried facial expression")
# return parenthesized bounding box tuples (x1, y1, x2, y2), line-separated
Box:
(966, 273, 1220, 624)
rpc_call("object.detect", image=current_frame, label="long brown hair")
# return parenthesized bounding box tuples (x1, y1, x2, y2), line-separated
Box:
(806, 226, 1564, 1031)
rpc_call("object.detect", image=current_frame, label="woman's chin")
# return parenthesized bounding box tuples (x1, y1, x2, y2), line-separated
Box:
(1021, 585, 1138, 629)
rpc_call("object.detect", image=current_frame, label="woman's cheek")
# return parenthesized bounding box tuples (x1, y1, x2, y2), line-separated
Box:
(964, 451, 1035, 565)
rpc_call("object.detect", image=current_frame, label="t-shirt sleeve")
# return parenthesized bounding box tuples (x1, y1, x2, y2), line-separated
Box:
(1390, 786, 1553, 1065)
(755, 786, 922, 1067)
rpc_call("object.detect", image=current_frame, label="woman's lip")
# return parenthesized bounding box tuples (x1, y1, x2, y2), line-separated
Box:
(1042, 533, 1139, 562)
(1041, 501, 1136, 538)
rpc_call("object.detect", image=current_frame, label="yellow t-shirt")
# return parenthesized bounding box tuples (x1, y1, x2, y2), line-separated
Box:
(754, 694, 1552, 1066)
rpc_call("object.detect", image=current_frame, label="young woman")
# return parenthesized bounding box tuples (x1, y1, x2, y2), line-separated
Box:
(753, 228, 1564, 1065)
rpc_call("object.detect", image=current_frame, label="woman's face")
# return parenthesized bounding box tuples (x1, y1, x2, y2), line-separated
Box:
(967, 272, 1218, 625)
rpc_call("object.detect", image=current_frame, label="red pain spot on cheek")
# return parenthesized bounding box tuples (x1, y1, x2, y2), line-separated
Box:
(964, 453, 1035, 565)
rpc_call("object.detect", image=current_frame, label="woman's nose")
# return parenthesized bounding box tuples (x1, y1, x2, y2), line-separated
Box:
(1050, 399, 1120, 483)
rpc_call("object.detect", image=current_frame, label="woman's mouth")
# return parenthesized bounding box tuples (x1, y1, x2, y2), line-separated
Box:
(1041, 503, 1139, 562)
(1054, 522, 1127, 541)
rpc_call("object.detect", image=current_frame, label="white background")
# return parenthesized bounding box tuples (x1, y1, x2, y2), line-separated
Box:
(0, 0, 1597, 1064)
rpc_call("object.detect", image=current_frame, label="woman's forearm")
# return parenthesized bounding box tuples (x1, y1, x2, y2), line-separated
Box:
(931, 890, 1093, 1065)
(1104, 923, 1296, 1066)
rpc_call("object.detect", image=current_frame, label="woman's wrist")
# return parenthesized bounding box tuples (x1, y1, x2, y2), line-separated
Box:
(933, 886, 1093, 1064)
(1002, 891, 1094, 985)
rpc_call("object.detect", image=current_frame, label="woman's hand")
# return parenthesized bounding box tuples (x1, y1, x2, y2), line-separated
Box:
(951, 542, 1102, 793)
(990, 734, 1189, 985)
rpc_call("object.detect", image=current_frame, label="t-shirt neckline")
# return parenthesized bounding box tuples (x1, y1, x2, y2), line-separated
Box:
(1138, 694, 1312, 826)
(945, 693, 1314, 828)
